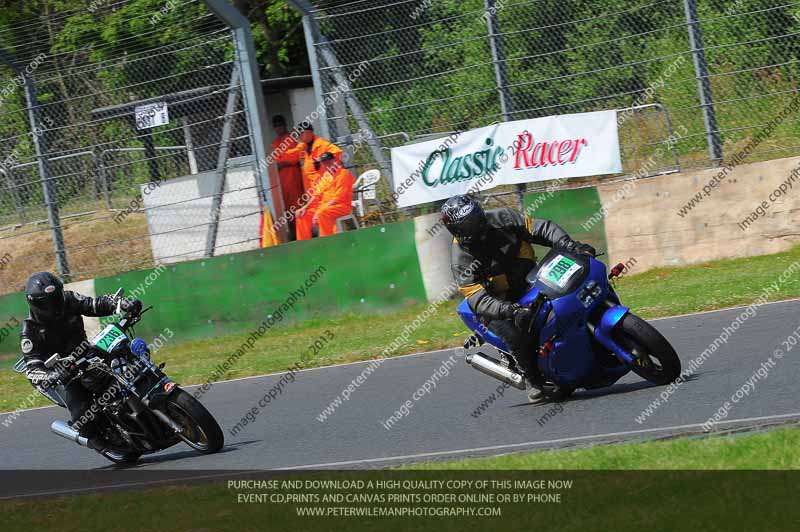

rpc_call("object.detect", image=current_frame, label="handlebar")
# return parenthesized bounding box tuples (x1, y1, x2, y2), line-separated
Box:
(44, 353, 75, 369)
(120, 305, 152, 330)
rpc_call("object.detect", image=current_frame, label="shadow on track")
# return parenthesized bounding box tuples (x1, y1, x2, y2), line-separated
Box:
(508, 372, 704, 409)
(100, 440, 261, 470)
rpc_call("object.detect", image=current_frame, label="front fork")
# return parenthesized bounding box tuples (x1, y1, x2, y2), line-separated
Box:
(587, 303, 635, 364)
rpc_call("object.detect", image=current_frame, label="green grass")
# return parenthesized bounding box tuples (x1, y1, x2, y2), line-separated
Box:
(410, 426, 800, 470)
(2, 245, 799, 413)
(613, 245, 800, 317)
(3, 428, 799, 531)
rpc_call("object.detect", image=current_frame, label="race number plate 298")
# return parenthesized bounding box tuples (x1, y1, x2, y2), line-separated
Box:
(91, 324, 126, 353)
(539, 254, 582, 289)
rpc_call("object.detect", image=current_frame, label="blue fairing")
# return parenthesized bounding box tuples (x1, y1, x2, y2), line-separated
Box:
(457, 299, 510, 352)
(593, 304, 633, 363)
(457, 249, 634, 389)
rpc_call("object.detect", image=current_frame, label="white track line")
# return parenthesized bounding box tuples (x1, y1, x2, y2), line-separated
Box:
(2, 297, 798, 418)
(278, 411, 800, 470)
(648, 296, 800, 322)
(2, 411, 798, 500)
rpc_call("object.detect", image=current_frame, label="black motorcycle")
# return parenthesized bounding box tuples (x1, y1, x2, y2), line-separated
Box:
(13, 288, 223, 464)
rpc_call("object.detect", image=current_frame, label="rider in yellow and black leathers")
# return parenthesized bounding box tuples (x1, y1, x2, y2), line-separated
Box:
(442, 195, 596, 403)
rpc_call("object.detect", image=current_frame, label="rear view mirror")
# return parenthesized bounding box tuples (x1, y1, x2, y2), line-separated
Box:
(114, 287, 125, 314)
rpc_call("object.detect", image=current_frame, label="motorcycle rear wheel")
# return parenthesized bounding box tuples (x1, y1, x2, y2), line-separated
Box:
(614, 313, 681, 385)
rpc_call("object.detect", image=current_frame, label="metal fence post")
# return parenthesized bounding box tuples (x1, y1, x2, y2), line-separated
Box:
(304, 13, 356, 169)
(683, 0, 723, 167)
(485, 0, 513, 123)
(182, 117, 199, 175)
(316, 36, 394, 184)
(287, 0, 393, 186)
(484, 0, 524, 209)
(2, 168, 26, 224)
(91, 151, 112, 210)
(23, 74, 70, 279)
(205, 68, 241, 258)
(302, 15, 331, 140)
(203, 0, 286, 242)
(1, 48, 70, 277)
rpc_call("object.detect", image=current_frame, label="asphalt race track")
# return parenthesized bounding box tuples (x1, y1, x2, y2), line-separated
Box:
(1, 299, 798, 489)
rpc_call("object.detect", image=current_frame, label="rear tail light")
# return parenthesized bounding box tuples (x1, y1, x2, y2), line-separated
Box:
(608, 263, 626, 279)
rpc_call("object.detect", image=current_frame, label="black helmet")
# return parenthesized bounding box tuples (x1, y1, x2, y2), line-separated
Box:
(25, 271, 65, 322)
(441, 195, 488, 243)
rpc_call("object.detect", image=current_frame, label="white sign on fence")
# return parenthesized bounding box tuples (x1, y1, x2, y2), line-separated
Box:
(135, 102, 169, 130)
(390, 110, 622, 208)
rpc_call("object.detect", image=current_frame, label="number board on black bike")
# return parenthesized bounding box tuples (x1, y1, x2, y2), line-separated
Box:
(90, 324, 126, 353)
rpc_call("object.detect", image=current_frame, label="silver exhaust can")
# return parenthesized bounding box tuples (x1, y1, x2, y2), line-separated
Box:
(51, 420, 89, 447)
(465, 352, 527, 390)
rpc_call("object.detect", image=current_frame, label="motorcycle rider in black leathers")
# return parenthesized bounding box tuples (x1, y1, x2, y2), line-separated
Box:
(21, 271, 142, 450)
(441, 195, 596, 404)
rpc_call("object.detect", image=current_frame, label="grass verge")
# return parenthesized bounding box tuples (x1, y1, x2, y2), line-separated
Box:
(409, 426, 800, 470)
(2, 428, 799, 531)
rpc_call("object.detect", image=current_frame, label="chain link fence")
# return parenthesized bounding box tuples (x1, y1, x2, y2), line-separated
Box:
(306, 0, 800, 216)
(0, 0, 267, 294)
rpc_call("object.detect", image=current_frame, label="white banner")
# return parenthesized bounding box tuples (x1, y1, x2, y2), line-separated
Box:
(390, 110, 621, 208)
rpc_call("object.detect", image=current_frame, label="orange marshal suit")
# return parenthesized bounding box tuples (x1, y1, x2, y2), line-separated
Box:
(296, 164, 355, 239)
(295, 136, 345, 239)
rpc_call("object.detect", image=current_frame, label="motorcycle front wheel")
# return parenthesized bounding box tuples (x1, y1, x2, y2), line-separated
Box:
(614, 313, 681, 385)
(164, 389, 224, 454)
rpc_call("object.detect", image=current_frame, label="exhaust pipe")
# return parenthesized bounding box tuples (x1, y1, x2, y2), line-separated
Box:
(465, 352, 527, 390)
(51, 420, 89, 447)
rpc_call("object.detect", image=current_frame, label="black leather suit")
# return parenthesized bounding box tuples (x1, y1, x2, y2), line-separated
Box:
(21, 291, 118, 434)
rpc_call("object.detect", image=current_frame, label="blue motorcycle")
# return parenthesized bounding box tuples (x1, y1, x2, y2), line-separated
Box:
(459, 248, 681, 399)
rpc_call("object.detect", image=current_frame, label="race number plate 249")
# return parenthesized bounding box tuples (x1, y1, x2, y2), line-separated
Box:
(91, 324, 126, 353)
(540, 255, 582, 289)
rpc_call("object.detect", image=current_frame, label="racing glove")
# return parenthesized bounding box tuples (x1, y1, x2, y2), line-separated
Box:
(512, 306, 535, 333)
(500, 303, 535, 333)
(556, 236, 597, 257)
(27, 359, 78, 388)
(120, 298, 143, 315)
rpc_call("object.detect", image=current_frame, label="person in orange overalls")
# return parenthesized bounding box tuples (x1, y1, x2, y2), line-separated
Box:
(270, 115, 304, 240)
(295, 123, 344, 240)
(296, 152, 355, 238)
